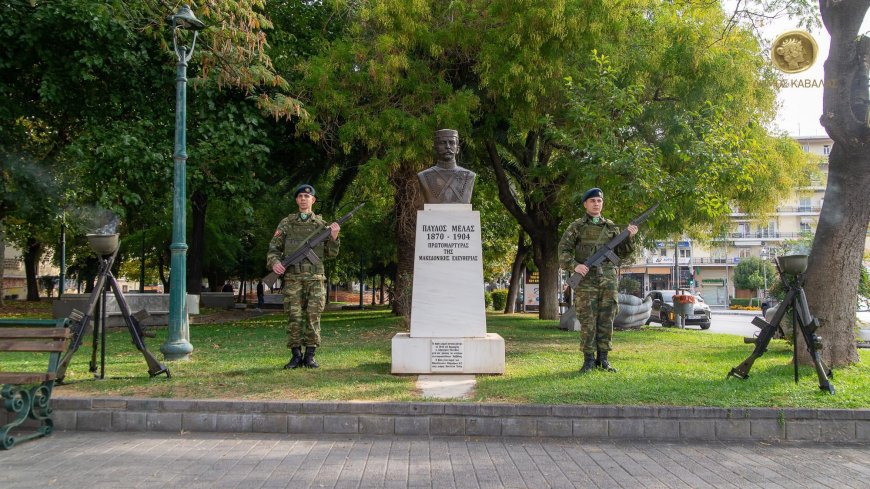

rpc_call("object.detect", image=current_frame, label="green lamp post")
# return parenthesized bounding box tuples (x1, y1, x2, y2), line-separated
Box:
(162, 4, 204, 361)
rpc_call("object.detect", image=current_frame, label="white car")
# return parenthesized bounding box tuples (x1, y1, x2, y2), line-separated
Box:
(646, 290, 711, 329)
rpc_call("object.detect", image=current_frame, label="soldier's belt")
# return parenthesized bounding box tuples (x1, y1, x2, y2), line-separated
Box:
(289, 263, 318, 274)
(580, 265, 616, 276)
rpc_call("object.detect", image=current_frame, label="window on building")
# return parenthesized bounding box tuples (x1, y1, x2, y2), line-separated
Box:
(757, 222, 776, 238)
(823, 144, 831, 155)
(738, 248, 752, 258)
(800, 222, 812, 234)
(801, 144, 810, 152)
(679, 249, 691, 258)
(798, 198, 812, 212)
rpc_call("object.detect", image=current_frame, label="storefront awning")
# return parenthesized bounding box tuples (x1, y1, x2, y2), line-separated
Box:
(646, 267, 672, 274)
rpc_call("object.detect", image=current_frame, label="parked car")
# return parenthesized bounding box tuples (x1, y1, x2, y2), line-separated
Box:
(645, 290, 711, 329)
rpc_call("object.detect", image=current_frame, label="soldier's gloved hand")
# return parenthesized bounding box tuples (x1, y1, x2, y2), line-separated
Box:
(272, 262, 285, 275)
(329, 222, 341, 240)
(574, 264, 589, 276)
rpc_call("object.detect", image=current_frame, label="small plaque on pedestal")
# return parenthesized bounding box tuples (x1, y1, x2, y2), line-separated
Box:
(431, 339, 464, 372)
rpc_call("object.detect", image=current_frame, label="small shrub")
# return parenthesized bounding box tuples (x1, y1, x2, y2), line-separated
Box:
(484, 290, 493, 310)
(618, 276, 641, 295)
(491, 289, 509, 311)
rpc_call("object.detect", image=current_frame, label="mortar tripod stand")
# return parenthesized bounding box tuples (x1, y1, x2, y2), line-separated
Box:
(56, 244, 170, 383)
(727, 256, 833, 394)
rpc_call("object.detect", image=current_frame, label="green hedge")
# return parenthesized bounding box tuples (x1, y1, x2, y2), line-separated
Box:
(484, 291, 493, 309)
(730, 298, 761, 307)
(491, 289, 509, 311)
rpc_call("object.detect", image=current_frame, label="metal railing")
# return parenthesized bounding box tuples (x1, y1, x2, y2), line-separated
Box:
(713, 231, 808, 240)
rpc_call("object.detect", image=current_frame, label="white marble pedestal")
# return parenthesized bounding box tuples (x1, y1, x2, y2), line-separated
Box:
(391, 204, 505, 374)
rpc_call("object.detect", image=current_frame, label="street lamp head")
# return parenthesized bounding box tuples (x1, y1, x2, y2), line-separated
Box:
(171, 5, 205, 31)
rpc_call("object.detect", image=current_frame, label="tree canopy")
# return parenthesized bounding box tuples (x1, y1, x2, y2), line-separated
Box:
(294, 0, 811, 318)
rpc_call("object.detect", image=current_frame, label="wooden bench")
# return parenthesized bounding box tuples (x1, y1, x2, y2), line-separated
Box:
(0, 318, 71, 450)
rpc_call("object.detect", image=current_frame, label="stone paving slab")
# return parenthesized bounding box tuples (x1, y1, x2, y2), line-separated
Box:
(26, 397, 870, 443)
(2, 431, 869, 489)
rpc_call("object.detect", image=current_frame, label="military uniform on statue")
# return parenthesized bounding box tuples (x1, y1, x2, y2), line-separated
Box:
(416, 129, 476, 204)
(391, 129, 504, 375)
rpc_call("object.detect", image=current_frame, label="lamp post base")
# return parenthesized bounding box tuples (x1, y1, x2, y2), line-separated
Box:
(160, 340, 193, 362)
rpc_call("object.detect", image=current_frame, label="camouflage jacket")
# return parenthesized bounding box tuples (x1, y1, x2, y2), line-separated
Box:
(558, 214, 634, 273)
(266, 213, 339, 280)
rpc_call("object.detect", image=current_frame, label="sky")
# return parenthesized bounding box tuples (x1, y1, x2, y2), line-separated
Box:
(768, 14, 870, 137)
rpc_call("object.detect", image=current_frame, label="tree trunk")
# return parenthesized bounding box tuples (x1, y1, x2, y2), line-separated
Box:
(484, 136, 562, 320)
(505, 230, 529, 313)
(158, 247, 169, 292)
(804, 1, 870, 366)
(0, 220, 5, 307)
(531, 230, 561, 320)
(390, 164, 419, 317)
(208, 271, 220, 292)
(23, 236, 42, 301)
(802, 146, 869, 366)
(187, 189, 207, 295)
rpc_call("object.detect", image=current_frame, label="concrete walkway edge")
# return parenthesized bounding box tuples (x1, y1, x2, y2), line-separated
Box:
(36, 397, 870, 443)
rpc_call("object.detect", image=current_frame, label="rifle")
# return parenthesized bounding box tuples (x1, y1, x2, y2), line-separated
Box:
(566, 202, 659, 288)
(728, 256, 834, 394)
(263, 202, 365, 288)
(56, 245, 170, 382)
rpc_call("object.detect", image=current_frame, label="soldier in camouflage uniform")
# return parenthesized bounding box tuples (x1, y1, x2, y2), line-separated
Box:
(267, 184, 340, 369)
(558, 188, 637, 373)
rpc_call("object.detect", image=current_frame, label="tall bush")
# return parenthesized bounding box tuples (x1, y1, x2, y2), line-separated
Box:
(491, 289, 509, 311)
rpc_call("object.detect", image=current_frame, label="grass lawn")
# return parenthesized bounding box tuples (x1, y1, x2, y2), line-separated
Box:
(2, 302, 869, 408)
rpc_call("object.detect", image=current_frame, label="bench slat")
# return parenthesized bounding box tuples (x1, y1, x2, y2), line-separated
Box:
(0, 319, 66, 327)
(0, 340, 70, 352)
(0, 372, 56, 384)
(0, 328, 71, 339)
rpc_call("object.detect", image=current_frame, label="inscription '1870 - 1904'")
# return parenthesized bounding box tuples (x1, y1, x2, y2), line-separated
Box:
(418, 221, 479, 262)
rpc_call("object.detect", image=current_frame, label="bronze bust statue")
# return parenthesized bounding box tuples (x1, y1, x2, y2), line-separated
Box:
(417, 129, 476, 204)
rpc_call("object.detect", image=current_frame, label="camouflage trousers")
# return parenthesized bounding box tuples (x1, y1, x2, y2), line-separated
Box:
(573, 269, 619, 355)
(283, 277, 326, 348)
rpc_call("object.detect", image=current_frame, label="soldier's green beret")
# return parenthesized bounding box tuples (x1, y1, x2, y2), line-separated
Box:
(294, 184, 316, 198)
(582, 188, 603, 202)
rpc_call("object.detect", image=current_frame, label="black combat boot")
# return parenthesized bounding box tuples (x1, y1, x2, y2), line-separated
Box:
(303, 346, 319, 369)
(596, 350, 617, 372)
(283, 347, 303, 369)
(580, 353, 596, 374)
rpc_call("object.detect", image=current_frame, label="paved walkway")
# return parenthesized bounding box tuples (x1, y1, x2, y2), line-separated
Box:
(3, 431, 868, 488)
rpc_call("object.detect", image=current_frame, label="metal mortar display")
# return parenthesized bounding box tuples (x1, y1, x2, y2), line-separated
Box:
(778, 254, 808, 274)
(85, 233, 119, 256)
(728, 254, 834, 394)
(56, 233, 170, 382)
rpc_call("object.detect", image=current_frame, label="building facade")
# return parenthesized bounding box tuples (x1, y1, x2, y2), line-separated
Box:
(623, 135, 869, 306)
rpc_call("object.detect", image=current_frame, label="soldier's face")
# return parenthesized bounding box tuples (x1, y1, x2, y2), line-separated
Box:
(584, 197, 603, 217)
(296, 193, 315, 212)
(434, 136, 458, 160)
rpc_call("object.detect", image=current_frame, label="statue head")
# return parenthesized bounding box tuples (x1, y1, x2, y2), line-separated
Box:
(434, 129, 459, 166)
